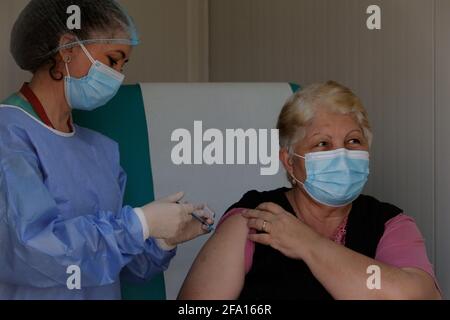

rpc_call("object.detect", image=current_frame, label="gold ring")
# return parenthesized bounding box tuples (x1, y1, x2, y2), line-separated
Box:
(262, 221, 267, 233)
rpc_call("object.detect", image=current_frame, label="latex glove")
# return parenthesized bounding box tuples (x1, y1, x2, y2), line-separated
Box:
(136, 192, 213, 248)
(164, 204, 215, 248)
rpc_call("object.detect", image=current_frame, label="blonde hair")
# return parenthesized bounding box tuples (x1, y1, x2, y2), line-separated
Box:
(277, 81, 373, 152)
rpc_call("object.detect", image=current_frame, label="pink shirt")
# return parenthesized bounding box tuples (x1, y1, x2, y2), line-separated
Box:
(218, 208, 438, 284)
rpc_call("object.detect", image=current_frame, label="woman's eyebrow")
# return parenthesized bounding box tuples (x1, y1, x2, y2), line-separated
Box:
(308, 132, 332, 139)
(345, 129, 363, 137)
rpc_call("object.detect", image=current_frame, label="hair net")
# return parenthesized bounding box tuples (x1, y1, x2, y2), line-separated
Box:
(10, 0, 139, 72)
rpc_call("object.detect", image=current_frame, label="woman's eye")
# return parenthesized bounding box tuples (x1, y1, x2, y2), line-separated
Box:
(348, 139, 361, 145)
(317, 141, 328, 147)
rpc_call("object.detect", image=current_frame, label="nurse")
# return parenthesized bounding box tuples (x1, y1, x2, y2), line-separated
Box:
(0, 0, 213, 300)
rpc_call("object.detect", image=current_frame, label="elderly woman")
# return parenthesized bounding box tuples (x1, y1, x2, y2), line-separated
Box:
(178, 81, 441, 300)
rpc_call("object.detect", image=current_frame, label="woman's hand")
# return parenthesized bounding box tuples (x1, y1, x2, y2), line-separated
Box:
(243, 203, 441, 300)
(242, 202, 321, 260)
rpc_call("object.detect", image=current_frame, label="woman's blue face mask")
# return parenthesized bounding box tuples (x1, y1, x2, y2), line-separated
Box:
(64, 43, 125, 111)
(290, 148, 370, 207)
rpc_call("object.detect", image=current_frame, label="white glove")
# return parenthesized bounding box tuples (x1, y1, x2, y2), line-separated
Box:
(134, 192, 214, 249)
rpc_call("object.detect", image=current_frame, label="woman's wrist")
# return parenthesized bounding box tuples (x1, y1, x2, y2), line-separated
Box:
(301, 231, 330, 265)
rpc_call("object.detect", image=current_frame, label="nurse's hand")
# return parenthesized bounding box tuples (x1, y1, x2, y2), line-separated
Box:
(164, 205, 214, 247)
(140, 192, 213, 246)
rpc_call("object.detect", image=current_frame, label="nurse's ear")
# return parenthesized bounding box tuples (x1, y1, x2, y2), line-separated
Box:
(55, 34, 94, 79)
(57, 34, 76, 65)
(45, 34, 76, 81)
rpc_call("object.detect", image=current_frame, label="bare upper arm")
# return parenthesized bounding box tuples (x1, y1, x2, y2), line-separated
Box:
(178, 213, 250, 300)
(401, 267, 442, 300)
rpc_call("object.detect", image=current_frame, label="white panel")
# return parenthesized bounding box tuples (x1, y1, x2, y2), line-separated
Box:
(141, 83, 294, 299)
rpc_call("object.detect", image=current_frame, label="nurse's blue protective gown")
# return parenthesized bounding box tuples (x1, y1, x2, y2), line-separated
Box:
(0, 97, 176, 300)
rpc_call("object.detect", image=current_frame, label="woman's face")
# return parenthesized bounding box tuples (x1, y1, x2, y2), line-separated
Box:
(282, 107, 370, 184)
(63, 43, 132, 78)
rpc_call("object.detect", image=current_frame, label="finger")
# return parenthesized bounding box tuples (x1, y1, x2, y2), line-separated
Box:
(247, 218, 264, 231)
(256, 202, 285, 215)
(191, 212, 215, 228)
(201, 217, 215, 226)
(160, 192, 185, 203)
(201, 223, 213, 233)
(194, 204, 205, 211)
(248, 233, 272, 246)
(248, 219, 272, 233)
(201, 205, 216, 220)
(180, 203, 195, 215)
(195, 208, 215, 225)
(194, 208, 213, 220)
(189, 218, 211, 234)
(242, 209, 275, 222)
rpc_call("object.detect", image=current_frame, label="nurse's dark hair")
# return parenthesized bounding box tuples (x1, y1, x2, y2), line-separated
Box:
(10, 0, 133, 80)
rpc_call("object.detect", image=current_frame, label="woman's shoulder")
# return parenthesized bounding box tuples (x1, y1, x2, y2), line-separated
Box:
(356, 194, 404, 218)
(224, 187, 291, 214)
(354, 194, 403, 213)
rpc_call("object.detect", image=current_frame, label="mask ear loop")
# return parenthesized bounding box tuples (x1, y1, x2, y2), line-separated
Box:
(78, 42, 96, 65)
(64, 56, 72, 77)
(289, 151, 306, 187)
(290, 172, 305, 187)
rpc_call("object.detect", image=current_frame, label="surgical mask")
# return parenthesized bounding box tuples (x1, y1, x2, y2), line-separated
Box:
(64, 43, 125, 111)
(290, 148, 370, 207)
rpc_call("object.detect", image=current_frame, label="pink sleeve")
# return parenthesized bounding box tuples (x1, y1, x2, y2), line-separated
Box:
(375, 214, 439, 286)
(217, 208, 255, 274)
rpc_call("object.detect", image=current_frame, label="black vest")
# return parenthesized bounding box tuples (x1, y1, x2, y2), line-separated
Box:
(225, 188, 403, 300)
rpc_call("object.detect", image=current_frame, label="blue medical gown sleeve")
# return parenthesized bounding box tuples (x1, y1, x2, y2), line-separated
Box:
(0, 144, 147, 288)
(117, 168, 177, 283)
(120, 241, 177, 284)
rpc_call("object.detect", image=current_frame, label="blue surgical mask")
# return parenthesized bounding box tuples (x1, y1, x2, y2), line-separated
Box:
(290, 148, 370, 207)
(64, 43, 125, 111)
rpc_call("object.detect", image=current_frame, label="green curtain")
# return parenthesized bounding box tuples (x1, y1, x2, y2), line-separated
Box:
(289, 83, 301, 93)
